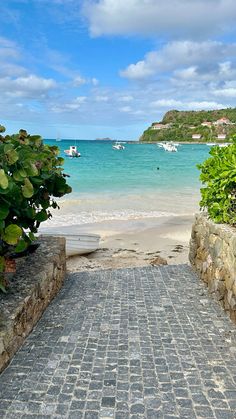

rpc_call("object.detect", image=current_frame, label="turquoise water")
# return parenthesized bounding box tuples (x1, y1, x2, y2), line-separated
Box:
(44, 140, 210, 225)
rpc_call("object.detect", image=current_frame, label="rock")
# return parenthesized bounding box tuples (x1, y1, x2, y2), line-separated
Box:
(150, 256, 168, 266)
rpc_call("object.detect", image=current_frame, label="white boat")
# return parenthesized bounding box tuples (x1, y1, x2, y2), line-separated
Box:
(41, 232, 100, 257)
(157, 141, 178, 152)
(64, 145, 81, 157)
(218, 143, 230, 147)
(206, 142, 230, 147)
(162, 142, 177, 152)
(112, 142, 125, 150)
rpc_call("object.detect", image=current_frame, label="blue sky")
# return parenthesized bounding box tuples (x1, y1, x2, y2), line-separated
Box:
(1, 0, 236, 140)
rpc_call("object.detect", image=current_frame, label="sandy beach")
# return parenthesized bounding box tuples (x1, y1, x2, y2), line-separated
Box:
(61, 214, 194, 272)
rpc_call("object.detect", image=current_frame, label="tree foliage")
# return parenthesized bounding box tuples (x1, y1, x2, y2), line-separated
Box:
(0, 126, 72, 291)
(198, 135, 236, 225)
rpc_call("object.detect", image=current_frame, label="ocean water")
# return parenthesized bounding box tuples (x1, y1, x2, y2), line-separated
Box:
(44, 140, 210, 226)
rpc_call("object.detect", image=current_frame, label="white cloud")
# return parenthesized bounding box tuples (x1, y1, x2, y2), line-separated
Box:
(52, 96, 87, 112)
(0, 75, 57, 99)
(186, 101, 226, 110)
(121, 41, 236, 81)
(151, 99, 227, 111)
(73, 75, 86, 86)
(83, 0, 236, 39)
(91, 77, 99, 86)
(118, 95, 133, 102)
(212, 88, 236, 97)
(119, 106, 132, 112)
(0, 36, 19, 59)
(151, 99, 183, 108)
(95, 95, 109, 102)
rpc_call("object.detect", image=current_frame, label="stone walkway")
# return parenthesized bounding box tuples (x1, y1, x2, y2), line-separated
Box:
(1, 265, 236, 418)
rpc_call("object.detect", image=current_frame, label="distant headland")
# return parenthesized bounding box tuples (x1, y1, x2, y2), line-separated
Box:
(139, 108, 236, 142)
(95, 137, 113, 141)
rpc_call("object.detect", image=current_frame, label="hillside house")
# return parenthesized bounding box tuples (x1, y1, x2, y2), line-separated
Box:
(217, 134, 226, 140)
(151, 123, 170, 130)
(201, 121, 212, 127)
(192, 134, 202, 140)
(213, 117, 232, 125)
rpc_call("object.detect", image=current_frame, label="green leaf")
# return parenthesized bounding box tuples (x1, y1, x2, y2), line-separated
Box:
(14, 238, 28, 253)
(4, 144, 13, 153)
(5, 149, 19, 164)
(0, 169, 8, 189)
(22, 178, 34, 198)
(0, 203, 9, 220)
(35, 210, 48, 222)
(0, 282, 7, 293)
(28, 232, 36, 241)
(13, 171, 24, 181)
(30, 135, 42, 147)
(2, 224, 22, 245)
(26, 163, 38, 176)
(18, 168, 27, 178)
(0, 256, 5, 273)
(0, 220, 5, 231)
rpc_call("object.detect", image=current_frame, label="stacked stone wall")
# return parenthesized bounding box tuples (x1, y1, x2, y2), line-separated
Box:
(0, 236, 66, 372)
(189, 213, 236, 321)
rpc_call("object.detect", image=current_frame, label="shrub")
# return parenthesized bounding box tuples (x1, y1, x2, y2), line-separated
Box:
(198, 135, 236, 225)
(0, 126, 72, 291)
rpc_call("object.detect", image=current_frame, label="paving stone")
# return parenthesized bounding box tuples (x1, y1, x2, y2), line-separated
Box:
(101, 397, 116, 407)
(1, 266, 236, 418)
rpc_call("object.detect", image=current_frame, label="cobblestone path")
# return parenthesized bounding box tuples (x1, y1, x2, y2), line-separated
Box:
(1, 265, 236, 418)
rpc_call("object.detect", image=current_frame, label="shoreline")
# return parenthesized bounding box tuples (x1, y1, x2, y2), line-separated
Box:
(137, 141, 229, 144)
(62, 214, 194, 272)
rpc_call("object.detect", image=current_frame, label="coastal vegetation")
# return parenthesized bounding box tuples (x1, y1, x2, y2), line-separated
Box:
(198, 135, 236, 225)
(0, 126, 72, 292)
(140, 108, 236, 142)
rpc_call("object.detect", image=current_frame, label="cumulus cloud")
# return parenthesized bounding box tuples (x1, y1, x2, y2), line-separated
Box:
(0, 75, 57, 99)
(151, 99, 183, 108)
(83, 0, 236, 39)
(51, 96, 87, 112)
(151, 99, 227, 111)
(185, 101, 227, 110)
(212, 85, 236, 97)
(121, 41, 236, 81)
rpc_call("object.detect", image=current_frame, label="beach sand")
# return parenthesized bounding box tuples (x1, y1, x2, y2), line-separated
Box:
(64, 214, 194, 272)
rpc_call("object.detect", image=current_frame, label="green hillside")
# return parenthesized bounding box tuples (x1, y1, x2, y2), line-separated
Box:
(140, 108, 236, 142)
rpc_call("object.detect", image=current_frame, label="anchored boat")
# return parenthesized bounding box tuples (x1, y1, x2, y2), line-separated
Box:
(64, 145, 81, 157)
(112, 141, 125, 150)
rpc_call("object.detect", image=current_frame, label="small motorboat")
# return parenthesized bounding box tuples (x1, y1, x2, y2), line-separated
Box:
(218, 143, 230, 148)
(162, 142, 177, 152)
(64, 145, 81, 157)
(157, 142, 178, 152)
(41, 232, 100, 257)
(112, 142, 125, 150)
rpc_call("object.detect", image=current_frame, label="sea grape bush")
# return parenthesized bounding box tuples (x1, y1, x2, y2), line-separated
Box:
(198, 135, 236, 225)
(0, 125, 72, 291)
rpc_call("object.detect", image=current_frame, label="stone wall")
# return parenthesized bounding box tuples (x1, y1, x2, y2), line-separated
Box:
(0, 236, 66, 372)
(189, 212, 236, 322)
